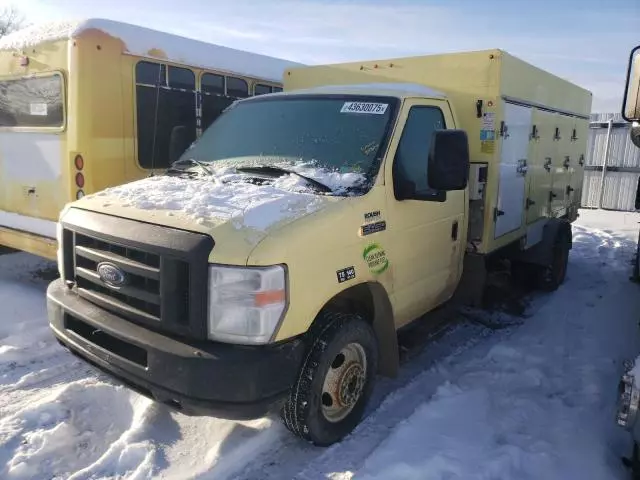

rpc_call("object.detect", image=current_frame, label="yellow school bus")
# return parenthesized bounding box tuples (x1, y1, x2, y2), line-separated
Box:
(0, 18, 303, 259)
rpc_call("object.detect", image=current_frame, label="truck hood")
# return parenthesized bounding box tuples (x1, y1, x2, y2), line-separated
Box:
(72, 166, 359, 264)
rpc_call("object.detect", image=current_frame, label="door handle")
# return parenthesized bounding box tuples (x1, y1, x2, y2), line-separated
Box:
(451, 221, 459, 241)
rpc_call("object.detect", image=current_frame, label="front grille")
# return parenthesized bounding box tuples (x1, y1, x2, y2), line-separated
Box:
(74, 233, 163, 320)
(59, 208, 214, 340)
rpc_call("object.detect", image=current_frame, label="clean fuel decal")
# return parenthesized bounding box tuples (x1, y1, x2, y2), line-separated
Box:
(363, 242, 389, 274)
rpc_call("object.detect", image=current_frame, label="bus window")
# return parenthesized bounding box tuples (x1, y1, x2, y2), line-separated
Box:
(254, 84, 272, 96)
(0, 75, 64, 128)
(169, 66, 195, 91)
(135, 61, 167, 86)
(135, 61, 197, 169)
(273, 87, 283, 93)
(227, 77, 248, 98)
(202, 73, 225, 95)
(201, 72, 234, 131)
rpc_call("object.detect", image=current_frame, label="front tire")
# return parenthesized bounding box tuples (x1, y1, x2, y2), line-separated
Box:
(281, 312, 378, 446)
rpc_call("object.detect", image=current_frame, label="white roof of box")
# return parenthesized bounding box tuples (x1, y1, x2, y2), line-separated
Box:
(0, 18, 304, 83)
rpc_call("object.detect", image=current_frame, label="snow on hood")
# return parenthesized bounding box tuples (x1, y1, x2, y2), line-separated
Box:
(90, 163, 365, 232)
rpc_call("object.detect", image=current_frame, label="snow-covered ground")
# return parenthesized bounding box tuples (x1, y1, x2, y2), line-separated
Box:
(1, 208, 640, 479)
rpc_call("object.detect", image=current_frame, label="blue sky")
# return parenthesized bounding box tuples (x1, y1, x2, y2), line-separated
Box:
(3, 0, 638, 112)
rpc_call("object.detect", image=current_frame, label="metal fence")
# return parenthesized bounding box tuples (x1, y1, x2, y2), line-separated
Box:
(581, 112, 640, 211)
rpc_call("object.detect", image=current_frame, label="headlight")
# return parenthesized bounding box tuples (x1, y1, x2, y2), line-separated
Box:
(56, 221, 64, 281)
(207, 264, 287, 344)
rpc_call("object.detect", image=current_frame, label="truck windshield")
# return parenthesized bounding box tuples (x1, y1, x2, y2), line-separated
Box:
(179, 95, 398, 193)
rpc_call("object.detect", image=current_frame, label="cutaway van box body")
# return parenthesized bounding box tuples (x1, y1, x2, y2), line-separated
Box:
(284, 49, 593, 255)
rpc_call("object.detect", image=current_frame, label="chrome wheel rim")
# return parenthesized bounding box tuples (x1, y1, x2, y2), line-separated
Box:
(321, 343, 367, 423)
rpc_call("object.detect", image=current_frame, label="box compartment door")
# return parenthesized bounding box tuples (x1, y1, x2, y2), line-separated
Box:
(494, 102, 532, 238)
(567, 117, 588, 213)
(549, 114, 572, 217)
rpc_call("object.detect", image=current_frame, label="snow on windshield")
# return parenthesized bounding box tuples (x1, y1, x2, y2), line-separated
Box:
(92, 164, 365, 231)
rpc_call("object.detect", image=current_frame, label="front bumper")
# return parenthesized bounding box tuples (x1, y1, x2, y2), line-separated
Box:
(47, 279, 305, 419)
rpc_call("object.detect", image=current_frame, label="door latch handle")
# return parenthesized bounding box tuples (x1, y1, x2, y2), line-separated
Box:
(493, 208, 505, 221)
(517, 159, 528, 175)
(544, 158, 552, 172)
(451, 221, 459, 241)
(499, 121, 509, 138)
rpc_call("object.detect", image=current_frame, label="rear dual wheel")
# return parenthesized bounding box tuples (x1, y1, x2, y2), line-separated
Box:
(281, 312, 378, 446)
(536, 230, 570, 291)
(510, 229, 570, 292)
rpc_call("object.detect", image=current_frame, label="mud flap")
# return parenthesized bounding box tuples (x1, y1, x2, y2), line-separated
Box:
(451, 253, 487, 308)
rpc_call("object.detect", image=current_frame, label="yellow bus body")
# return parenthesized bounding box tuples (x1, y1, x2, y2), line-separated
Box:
(0, 19, 303, 260)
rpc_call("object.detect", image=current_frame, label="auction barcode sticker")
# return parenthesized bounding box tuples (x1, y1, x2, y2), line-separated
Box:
(340, 102, 388, 114)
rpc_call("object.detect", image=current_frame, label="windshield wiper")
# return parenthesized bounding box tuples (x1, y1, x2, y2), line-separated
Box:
(235, 165, 333, 193)
(167, 158, 214, 177)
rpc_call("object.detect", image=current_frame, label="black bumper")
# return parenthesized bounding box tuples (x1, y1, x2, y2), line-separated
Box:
(47, 279, 305, 420)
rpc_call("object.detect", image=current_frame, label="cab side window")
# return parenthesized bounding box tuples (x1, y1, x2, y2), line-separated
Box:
(393, 106, 446, 201)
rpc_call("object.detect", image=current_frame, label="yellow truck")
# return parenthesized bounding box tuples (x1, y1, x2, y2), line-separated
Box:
(47, 49, 592, 446)
(0, 18, 302, 259)
(616, 44, 640, 477)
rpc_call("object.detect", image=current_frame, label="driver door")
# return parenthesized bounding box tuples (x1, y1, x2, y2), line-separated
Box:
(383, 99, 465, 327)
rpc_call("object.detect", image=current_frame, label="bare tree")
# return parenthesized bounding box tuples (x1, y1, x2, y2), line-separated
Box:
(0, 6, 25, 38)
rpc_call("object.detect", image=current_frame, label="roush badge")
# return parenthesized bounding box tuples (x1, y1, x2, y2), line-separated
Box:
(97, 262, 127, 287)
(364, 210, 381, 222)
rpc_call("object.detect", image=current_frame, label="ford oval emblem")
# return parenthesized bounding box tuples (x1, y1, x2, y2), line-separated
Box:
(97, 262, 127, 287)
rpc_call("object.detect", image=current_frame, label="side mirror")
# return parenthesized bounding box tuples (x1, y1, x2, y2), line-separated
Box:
(622, 46, 640, 122)
(169, 125, 190, 164)
(428, 129, 470, 191)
